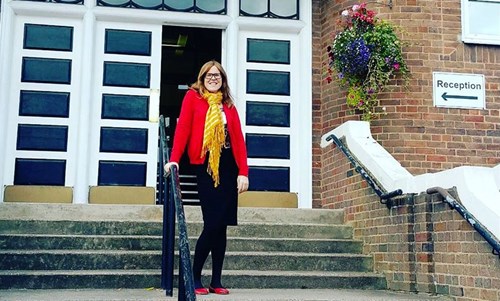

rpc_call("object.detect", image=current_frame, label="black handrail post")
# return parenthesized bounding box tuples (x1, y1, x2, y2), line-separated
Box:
(165, 178, 175, 294)
(170, 165, 196, 301)
(161, 175, 175, 296)
(158, 115, 196, 300)
(178, 255, 185, 300)
(159, 116, 175, 296)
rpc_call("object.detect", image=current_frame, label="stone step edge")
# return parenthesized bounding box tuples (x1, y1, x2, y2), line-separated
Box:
(0, 250, 371, 258)
(0, 220, 349, 227)
(0, 233, 361, 243)
(0, 269, 384, 278)
(0, 204, 344, 224)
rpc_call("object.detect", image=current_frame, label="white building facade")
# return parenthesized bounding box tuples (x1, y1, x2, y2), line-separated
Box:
(0, 0, 312, 208)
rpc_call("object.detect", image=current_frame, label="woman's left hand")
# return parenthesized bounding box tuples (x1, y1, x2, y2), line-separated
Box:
(237, 176, 249, 194)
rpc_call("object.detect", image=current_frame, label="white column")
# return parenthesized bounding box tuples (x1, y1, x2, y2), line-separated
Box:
(297, 0, 313, 208)
(0, 3, 15, 203)
(73, 6, 94, 204)
(224, 0, 239, 95)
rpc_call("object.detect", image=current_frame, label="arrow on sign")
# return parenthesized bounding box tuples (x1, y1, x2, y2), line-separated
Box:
(441, 92, 478, 101)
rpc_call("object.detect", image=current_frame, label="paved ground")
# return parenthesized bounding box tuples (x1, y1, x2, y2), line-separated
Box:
(0, 289, 453, 301)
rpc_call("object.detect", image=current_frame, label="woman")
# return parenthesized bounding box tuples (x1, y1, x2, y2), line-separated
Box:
(164, 60, 249, 295)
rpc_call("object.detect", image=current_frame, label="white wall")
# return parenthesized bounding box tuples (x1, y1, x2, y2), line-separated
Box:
(321, 121, 500, 241)
(0, 0, 313, 207)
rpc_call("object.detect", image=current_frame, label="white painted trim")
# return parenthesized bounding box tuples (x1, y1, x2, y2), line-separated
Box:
(321, 121, 500, 241)
(296, 0, 313, 208)
(73, 10, 95, 204)
(2, 12, 25, 201)
(220, 0, 237, 93)
(237, 16, 305, 34)
(238, 30, 312, 208)
(248, 159, 292, 167)
(1, 1, 314, 207)
(11, 151, 69, 160)
(2, 15, 85, 195)
(235, 0, 313, 208)
(321, 121, 413, 190)
(88, 21, 161, 191)
(92, 6, 232, 28)
(246, 126, 291, 135)
(0, 2, 15, 203)
(10, 0, 87, 18)
(461, 0, 500, 45)
(245, 94, 292, 103)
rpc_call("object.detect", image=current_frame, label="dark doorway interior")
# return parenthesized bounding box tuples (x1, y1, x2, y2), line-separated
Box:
(160, 25, 222, 145)
(160, 26, 221, 203)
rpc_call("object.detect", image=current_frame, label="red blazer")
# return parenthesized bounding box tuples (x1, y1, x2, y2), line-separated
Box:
(170, 89, 249, 176)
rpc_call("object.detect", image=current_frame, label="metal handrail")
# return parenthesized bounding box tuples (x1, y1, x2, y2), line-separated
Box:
(325, 132, 500, 258)
(426, 187, 500, 257)
(158, 115, 196, 300)
(325, 134, 403, 205)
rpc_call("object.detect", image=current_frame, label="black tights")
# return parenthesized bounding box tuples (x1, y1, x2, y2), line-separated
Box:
(192, 225, 228, 288)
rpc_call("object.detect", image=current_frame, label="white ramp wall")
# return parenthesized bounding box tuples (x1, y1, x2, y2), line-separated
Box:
(321, 120, 500, 241)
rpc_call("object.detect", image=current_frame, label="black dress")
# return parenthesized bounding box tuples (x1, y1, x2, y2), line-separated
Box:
(195, 129, 238, 230)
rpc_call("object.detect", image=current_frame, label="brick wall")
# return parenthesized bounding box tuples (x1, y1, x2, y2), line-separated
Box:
(321, 146, 500, 300)
(313, 0, 500, 191)
(312, 0, 500, 300)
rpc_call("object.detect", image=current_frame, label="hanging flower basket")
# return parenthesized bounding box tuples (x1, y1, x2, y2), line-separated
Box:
(326, 3, 409, 121)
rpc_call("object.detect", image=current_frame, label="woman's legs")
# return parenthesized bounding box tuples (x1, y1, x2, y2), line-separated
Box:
(192, 228, 212, 288)
(210, 225, 227, 288)
(192, 225, 228, 289)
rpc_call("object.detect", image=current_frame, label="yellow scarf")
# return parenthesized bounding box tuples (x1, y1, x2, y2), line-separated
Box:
(201, 91, 225, 187)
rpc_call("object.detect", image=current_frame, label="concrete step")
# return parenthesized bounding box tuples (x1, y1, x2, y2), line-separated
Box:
(0, 234, 363, 253)
(0, 203, 345, 225)
(0, 269, 386, 290)
(0, 288, 455, 301)
(0, 203, 383, 291)
(0, 250, 373, 272)
(0, 220, 353, 239)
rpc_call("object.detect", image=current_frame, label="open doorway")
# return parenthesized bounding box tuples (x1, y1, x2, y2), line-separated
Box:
(160, 25, 221, 145)
(160, 25, 222, 203)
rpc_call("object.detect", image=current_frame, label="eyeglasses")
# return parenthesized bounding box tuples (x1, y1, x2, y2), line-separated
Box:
(205, 73, 221, 80)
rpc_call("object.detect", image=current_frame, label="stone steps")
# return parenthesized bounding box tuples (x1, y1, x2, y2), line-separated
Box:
(0, 203, 386, 290)
(0, 203, 345, 224)
(0, 269, 385, 290)
(0, 234, 362, 253)
(0, 220, 353, 239)
(0, 250, 373, 271)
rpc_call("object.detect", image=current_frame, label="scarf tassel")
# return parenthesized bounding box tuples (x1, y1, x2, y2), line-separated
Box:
(201, 91, 225, 187)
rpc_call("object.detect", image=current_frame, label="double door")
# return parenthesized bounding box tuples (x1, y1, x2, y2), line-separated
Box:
(2, 17, 161, 204)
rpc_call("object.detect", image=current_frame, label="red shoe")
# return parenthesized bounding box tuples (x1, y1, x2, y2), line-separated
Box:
(194, 287, 209, 295)
(209, 286, 229, 295)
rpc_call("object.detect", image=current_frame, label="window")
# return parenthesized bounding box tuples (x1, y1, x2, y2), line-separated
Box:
(97, 0, 226, 14)
(462, 0, 500, 45)
(16, 0, 84, 4)
(240, 0, 299, 19)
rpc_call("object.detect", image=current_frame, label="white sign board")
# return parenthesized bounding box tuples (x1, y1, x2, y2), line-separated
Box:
(433, 72, 485, 109)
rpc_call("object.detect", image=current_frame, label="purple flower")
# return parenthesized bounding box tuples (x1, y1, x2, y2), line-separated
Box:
(337, 38, 371, 80)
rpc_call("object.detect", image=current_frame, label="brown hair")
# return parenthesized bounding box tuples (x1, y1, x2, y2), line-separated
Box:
(191, 60, 234, 107)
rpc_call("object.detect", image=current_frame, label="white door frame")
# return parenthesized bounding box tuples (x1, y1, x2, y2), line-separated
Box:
(0, 0, 312, 207)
